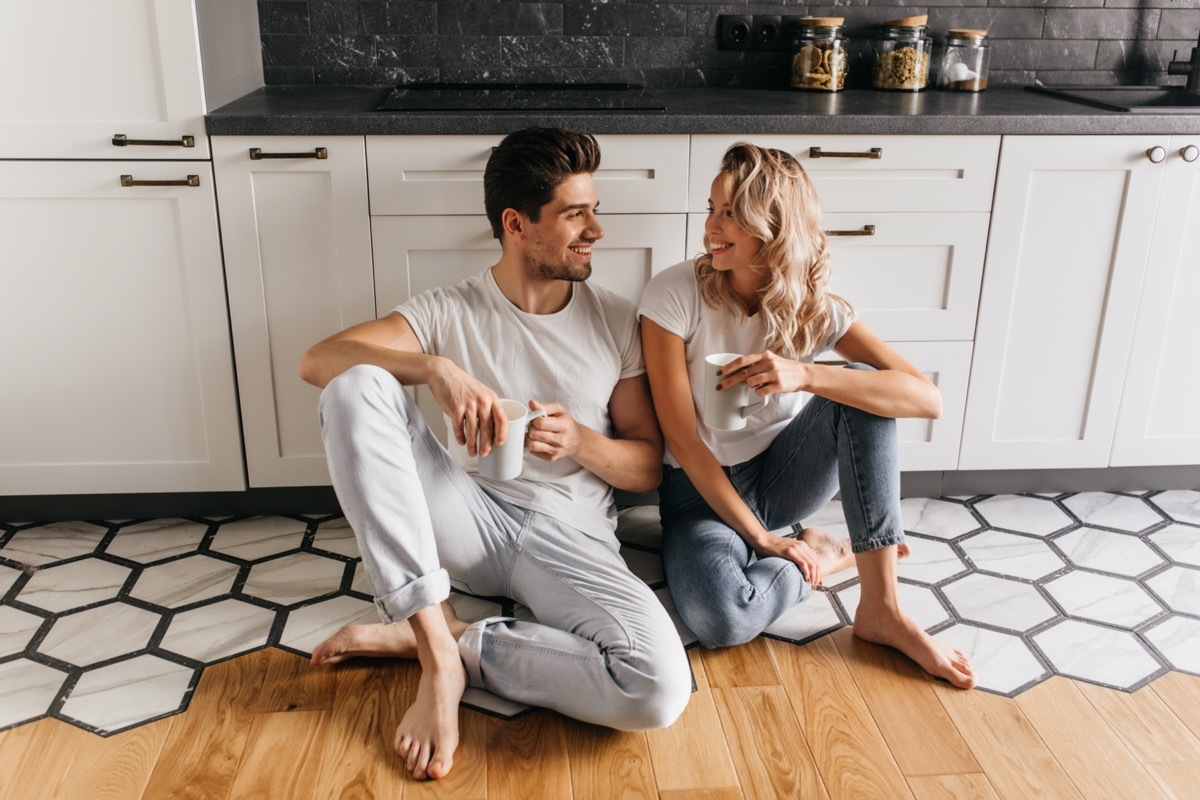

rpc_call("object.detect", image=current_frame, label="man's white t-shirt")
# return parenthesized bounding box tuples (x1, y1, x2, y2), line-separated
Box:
(638, 259, 854, 468)
(398, 268, 644, 540)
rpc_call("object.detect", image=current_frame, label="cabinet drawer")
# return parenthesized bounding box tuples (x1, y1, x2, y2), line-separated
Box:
(687, 211, 987, 341)
(368, 135, 689, 215)
(689, 135, 999, 213)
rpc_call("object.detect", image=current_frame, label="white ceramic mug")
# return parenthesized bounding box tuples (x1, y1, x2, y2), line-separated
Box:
(703, 353, 770, 431)
(478, 399, 547, 481)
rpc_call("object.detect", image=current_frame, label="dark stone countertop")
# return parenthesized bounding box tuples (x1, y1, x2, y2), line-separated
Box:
(205, 85, 1200, 136)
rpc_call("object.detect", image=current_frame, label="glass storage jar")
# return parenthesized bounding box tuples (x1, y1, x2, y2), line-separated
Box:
(789, 17, 848, 92)
(872, 15, 932, 91)
(939, 29, 990, 91)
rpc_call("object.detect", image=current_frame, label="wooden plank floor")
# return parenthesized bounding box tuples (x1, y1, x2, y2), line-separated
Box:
(3, 639, 1197, 800)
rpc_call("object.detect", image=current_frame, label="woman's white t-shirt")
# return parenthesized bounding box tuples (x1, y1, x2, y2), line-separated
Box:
(638, 259, 854, 468)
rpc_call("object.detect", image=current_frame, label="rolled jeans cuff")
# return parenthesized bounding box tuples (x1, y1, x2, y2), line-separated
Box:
(373, 568, 451, 624)
(852, 532, 906, 554)
(458, 617, 516, 690)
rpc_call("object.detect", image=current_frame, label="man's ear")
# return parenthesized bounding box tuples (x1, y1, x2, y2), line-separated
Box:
(501, 208, 525, 240)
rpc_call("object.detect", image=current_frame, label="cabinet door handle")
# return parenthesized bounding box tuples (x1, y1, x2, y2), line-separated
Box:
(112, 134, 195, 148)
(824, 224, 876, 237)
(120, 175, 200, 187)
(810, 146, 882, 159)
(249, 147, 328, 160)
(1147, 146, 1167, 163)
(1182, 145, 1199, 163)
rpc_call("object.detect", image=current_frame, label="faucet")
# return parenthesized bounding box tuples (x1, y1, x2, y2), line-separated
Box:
(1168, 31, 1200, 94)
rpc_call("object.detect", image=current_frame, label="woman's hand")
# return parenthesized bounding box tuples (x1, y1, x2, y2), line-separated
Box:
(717, 351, 810, 397)
(753, 533, 825, 586)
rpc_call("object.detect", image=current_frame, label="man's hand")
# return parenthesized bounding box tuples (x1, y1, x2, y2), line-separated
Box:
(426, 358, 507, 457)
(753, 533, 824, 586)
(525, 401, 584, 462)
(716, 351, 810, 397)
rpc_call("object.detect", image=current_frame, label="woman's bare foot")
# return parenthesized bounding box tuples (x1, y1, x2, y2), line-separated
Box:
(852, 606, 976, 689)
(311, 601, 467, 665)
(799, 527, 855, 576)
(898, 541, 912, 559)
(394, 648, 467, 780)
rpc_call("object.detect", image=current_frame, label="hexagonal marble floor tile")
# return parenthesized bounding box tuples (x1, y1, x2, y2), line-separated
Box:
(0, 522, 108, 566)
(1142, 616, 1200, 674)
(350, 561, 371, 595)
(278, 595, 380, 655)
(896, 537, 969, 584)
(1148, 490, 1200, 526)
(836, 580, 950, 631)
(901, 498, 981, 540)
(942, 573, 1059, 633)
(208, 516, 309, 561)
(934, 623, 1050, 695)
(959, 530, 1067, 580)
(0, 605, 46, 657)
(654, 586, 698, 648)
(1032, 619, 1163, 690)
(973, 495, 1074, 537)
(621, 546, 664, 587)
(159, 599, 276, 663)
(242, 552, 346, 606)
(0, 659, 69, 728)
(615, 505, 664, 550)
(37, 602, 163, 667)
(1062, 493, 1165, 533)
(128, 554, 240, 609)
(1055, 527, 1165, 577)
(17, 558, 131, 613)
(1145, 566, 1200, 616)
(0, 563, 22, 597)
(764, 590, 843, 644)
(59, 654, 196, 734)
(104, 519, 210, 563)
(1043, 571, 1165, 628)
(310, 518, 360, 558)
(1148, 524, 1200, 567)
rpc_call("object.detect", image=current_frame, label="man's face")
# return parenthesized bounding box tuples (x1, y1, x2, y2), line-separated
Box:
(520, 173, 604, 282)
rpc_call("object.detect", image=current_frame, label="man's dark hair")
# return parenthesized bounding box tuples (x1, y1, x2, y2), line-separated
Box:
(483, 128, 602, 239)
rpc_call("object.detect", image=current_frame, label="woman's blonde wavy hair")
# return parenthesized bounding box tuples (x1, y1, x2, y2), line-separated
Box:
(696, 143, 852, 357)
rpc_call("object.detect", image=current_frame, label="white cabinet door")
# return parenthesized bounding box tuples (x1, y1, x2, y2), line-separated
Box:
(0, 161, 242, 493)
(1111, 136, 1200, 466)
(367, 135, 689, 215)
(372, 214, 686, 443)
(959, 136, 1167, 470)
(213, 137, 375, 487)
(0, 0, 209, 159)
(890, 342, 973, 472)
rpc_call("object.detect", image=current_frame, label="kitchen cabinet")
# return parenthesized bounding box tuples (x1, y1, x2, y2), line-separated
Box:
(1111, 136, 1200, 466)
(960, 135, 1168, 470)
(0, 0, 261, 160)
(212, 136, 375, 487)
(0, 161, 243, 494)
(686, 135, 998, 471)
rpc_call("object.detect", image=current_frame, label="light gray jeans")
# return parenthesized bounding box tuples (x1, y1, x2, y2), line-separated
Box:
(318, 364, 690, 730)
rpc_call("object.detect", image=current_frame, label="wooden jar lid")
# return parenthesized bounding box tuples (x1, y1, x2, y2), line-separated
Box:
(948, 28, 989, 38)
(798, 17, 845, 26)
(883, 15, 929, 27)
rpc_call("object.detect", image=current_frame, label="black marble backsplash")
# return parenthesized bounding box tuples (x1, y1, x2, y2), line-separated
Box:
(258, 1, 1200, 89)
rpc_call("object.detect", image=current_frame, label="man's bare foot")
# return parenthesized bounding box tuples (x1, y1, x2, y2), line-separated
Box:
(311, 601, 467, 665)
(394, 649, 467, 780)
(800, 527, 855, 576)
(852, 606, 976, 689)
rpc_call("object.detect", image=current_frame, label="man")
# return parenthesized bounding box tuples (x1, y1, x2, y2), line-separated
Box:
(299, 128, 691, 781)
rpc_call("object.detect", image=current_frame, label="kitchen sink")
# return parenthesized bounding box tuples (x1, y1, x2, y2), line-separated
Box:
(1027, 85, 1200, 113)
(376, 83, 666, 113)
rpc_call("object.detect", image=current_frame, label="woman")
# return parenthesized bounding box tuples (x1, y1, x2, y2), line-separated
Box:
(638, 143, 974, 688)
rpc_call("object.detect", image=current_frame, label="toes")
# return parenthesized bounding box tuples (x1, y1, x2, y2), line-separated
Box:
(428, 752, 453, 781)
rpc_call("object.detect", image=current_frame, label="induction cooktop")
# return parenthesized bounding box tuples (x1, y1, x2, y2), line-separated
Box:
(376, 83, 666, 113)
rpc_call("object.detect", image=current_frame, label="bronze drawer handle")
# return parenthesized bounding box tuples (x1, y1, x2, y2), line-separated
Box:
(112, 134, 195, 148)
(120, 175, 200, 187)
(810, 146, 882, 159)
(824, 225, 876, 237)
(249, 147, 328, 160)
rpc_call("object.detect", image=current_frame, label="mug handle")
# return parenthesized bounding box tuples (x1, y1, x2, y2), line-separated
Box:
(741, 393, 770, 419)
(522, 407, 548, 448)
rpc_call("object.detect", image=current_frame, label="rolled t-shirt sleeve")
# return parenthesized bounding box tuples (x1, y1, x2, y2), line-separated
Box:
(637, 260, 696, 342)
(819, 296, 857, 356)
(395, 288, 445, 355)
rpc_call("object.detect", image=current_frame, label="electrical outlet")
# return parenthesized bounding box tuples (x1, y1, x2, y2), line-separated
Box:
(717, 14, 753, 51)
(751, 15, 783, 51)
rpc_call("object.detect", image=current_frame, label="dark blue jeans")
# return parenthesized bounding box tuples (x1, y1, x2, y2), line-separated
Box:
(659, 365, 905, 648)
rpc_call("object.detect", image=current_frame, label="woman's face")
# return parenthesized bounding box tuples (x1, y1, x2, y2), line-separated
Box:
(704, 175, 763, 273)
